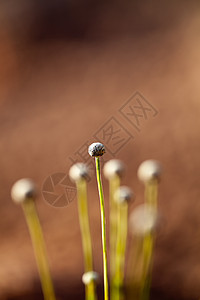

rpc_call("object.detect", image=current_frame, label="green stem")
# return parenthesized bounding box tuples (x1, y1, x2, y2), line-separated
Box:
(113, 201, 128, 300)
(76, 179, 93, 272)
(86, 281, 98, 300)
(144, 180, 158, 209)
(140, 233, 154, 300)
(141, 179, 158, 300)
(109, 176, 120, 289)
(95, 157, 109, 300)
(76, 179, 97, 300)
(127, 236, 143, 300)
(22, 199, 56, 300)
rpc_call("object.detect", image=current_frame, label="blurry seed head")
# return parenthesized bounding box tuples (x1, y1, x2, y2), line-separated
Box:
(11, 178, 37, 204)
(114, 186, 134, 204)
(69, 163, 90, 182)
(103, 159, 125, 179)
(88, 142, 105, 157)
(129, 204, 158, 236)
(137, 160, 162, 183)
(82, 271, 100, 285)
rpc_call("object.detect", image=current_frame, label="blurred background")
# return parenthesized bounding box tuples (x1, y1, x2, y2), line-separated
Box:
(1, 0, 200, 299)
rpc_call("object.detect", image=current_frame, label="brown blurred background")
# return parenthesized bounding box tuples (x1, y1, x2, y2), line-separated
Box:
(1, 0, 200, 299)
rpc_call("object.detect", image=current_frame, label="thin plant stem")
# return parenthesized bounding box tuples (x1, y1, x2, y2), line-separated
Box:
(95, 157, 109, 300)
(113, 201, 128, 300)
(140, 179, 158, 300)
(76, 179, 93, 272)
(109, 175, 120, 294)
(86, 281, 98, 300)
(144, 180, 158, 209)
(127, 235, 144, 300)
(140, 233, 154, 300)
(76, 179, 97, 300)
(22, 199, 56, 300)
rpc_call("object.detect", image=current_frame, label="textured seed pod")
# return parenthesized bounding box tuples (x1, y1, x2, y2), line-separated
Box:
(82, 271, 100, 285)
(88, 142, 105, 157)
(129, 204, 158, 236)
(114, 186, 134, 204)
(11, 178, 37, 204)
(69, 163, 90, 182)
(137, 160, 162, 183)
(103, 159, 125, 179)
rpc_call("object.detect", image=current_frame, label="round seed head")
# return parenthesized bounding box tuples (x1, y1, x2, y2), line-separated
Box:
(69, 163, 90, 182)
(82, 271, 100, 285)
(137, 160, 162, 183)
(11, 178, 37, 204)
(129, 204, 158, 236)
(103, 159, 125, 179)
(88, 142, 105, 157)
(114, 186, 134, 204)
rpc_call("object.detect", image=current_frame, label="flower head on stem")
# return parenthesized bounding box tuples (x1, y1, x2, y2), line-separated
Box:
(11, 178, 56, 300)
(88, 142, 109, 300)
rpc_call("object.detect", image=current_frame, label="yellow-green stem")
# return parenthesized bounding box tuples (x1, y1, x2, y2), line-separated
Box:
(22, 199, 56, 300)
(144, 180, 158, 209)
(109, 176, 120, 287)
(141, 179, 158, 300)
(113, 201, 128, 300)
(76, 179, 93, 272)
(95, 157, 109, 300)
(127, 236, 144, 300)
(140, 233, 154, 300)
(86, 281, 98, 300)
(76, 180, 97, 300)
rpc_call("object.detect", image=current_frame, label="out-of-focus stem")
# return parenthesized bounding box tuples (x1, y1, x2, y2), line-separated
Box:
(109, 176, 120, 291)
(76, 179, 97, 300)
(144, 179, 158, 209)
(22, 199, 56, 300)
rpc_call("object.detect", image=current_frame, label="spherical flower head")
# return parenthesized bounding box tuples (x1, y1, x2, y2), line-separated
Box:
(137, 160, 162, 183)
(103, 159, 125, 179)
(82, 271, 100, 285)
(114, 186, 134, 204)
(69, 163, 90, 182)
(129, 204, 158, 236)
(11, 178, 37, 204)
(88, 142, 105, 157)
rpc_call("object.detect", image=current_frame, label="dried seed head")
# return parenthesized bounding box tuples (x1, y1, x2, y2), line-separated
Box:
(11, 178, 37, 204)
(88, 142, 105, 157)
(129, 204, 158, 236)
(82, 271, 100, 285)
(103, 159, 125, 179)
(137, 160, 162, 183)
(69, 163, 90, 182)
(114, 186, 134, 204)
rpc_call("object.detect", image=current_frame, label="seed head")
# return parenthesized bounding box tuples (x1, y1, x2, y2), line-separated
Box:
(114, 186, 134, 204)
(69, 163, 90, 182)
(129, 204, 158, 236)
(88, 142, 105, 157)
(82, 271, 100, 285)
(137, 160, 162, 183)
(11, 178, 37, 204)
(103, 159, 125, 179)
